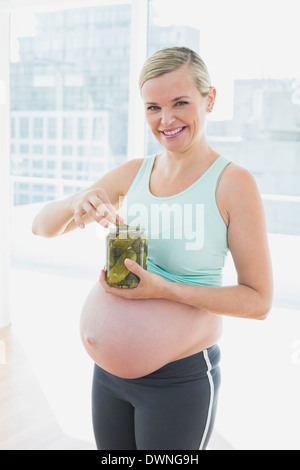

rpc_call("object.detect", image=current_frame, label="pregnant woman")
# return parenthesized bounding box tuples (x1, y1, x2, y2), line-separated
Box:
(32, 47, 273, 450)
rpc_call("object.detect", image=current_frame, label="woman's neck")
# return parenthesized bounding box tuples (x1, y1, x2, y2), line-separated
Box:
(162, 139, 216, 177)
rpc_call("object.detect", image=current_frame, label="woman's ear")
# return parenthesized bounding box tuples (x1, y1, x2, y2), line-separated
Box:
(207, 86, 216, 112)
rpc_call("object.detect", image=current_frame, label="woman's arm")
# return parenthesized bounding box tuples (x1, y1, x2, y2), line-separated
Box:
(163, 165, 273, 319)
(100, 165, 273, 320)
(32, 159, 143, 238)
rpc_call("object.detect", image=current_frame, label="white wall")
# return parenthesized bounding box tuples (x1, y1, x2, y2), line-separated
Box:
(0, 11, 11, 328)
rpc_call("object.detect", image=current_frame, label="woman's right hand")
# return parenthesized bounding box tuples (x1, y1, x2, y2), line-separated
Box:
(71, 188, 123, 229)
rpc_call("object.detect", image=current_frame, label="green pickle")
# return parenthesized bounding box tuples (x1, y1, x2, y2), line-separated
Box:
(106, 224, 148, 288)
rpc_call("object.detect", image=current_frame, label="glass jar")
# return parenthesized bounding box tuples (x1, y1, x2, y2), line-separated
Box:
(105, 223, 148, 288)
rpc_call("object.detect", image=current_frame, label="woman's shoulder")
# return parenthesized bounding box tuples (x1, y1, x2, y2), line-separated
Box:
(220, 161, 259, 193)
(115, 156, 148, 195)
(120, 156, 145, 173)
(217, 161, 262, 221)
(119, 156, 151, 179)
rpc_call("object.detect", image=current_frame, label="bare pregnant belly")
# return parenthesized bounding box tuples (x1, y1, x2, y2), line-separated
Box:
(80, 282, 222, 378)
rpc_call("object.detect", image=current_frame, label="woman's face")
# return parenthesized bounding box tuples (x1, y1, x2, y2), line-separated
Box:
(141, 65, 215, 154)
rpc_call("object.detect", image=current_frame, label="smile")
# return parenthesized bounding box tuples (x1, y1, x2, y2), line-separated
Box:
(160, 127, 186, 137)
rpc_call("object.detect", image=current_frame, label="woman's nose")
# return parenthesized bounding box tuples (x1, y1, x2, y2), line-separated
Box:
(160, 109, 176, 127)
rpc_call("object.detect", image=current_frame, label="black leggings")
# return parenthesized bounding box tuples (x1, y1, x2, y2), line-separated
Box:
(92, 345, 221, 450)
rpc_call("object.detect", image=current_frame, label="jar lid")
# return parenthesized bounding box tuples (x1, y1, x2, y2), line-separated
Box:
(108, 222, 145, 239)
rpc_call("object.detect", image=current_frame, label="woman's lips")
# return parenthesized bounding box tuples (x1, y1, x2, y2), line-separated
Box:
(160, 127, 186, 138)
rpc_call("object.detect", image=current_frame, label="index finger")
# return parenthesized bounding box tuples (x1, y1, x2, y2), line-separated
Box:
(94, 189, 124, 225)
(94, 188, 114, 208)
(74, 208, 86, 229)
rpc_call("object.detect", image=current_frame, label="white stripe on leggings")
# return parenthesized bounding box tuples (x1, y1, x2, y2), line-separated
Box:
(199, 349, 214, 450)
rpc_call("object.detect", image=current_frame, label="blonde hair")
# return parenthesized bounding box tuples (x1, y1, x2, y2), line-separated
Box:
(139, 46, 212, 97)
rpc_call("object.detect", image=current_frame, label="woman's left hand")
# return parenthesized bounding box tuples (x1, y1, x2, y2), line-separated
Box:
(99, 258, 167, 300)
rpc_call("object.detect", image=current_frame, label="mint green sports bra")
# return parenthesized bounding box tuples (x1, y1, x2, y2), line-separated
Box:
(119, 154, 231, 287)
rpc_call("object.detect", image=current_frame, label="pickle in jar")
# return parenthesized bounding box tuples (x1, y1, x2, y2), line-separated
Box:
(105, 224, 148, 288)
(107, 249, 136, 286)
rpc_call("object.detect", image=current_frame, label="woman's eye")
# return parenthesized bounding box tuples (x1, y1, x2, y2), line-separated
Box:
(175, 101, 188, 106)
(147, 106, 160, 111)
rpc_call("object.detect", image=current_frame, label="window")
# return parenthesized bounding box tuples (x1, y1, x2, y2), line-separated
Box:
(62, 145, 73, 156)
(20, 144, 29, 154)
(47, 145, 56, 155)
(47, 117, 57, 139)
(63, 117, 73, 140)
(33, 144, 43, 154)
(33, 117, 43, 139)
(20, 117, 29, 138)
(11, 117, 15, 138)
(93, 117, 105, 140)
(77, 118, 88, 141)
(10, 1, 133, 206)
